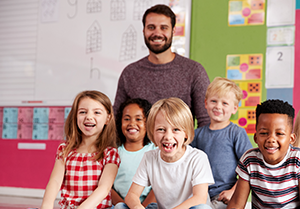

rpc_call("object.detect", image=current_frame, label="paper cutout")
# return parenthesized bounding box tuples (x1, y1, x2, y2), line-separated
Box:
(228, 0, 265, 26)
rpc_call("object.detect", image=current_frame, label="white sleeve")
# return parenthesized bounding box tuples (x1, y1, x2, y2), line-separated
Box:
(192, 150, 215, 186)
(132, 152, 151, 187)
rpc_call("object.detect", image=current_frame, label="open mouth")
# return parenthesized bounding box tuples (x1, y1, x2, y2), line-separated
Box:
(127, 128, 138, 133)
(84, 123, 95, 127)
(265, 147, 279, 153)
(162, 143, 176, 152)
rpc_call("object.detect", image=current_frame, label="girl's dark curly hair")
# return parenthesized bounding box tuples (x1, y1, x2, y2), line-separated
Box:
(256, 99, 295, 129)
(116, 98, 152, 146)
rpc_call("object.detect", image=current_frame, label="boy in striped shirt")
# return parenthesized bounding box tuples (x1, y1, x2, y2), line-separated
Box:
(227, 99, 300, 209)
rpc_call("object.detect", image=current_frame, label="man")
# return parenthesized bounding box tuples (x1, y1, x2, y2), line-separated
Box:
(113, 4, 210, 127)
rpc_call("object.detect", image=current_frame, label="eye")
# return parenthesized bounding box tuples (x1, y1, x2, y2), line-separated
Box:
(277, 132, 285, 136)
(147, 25, 155, 30)
(259, 132, 268, 136)
(223, 102, 228, 105)
(95, 111, 101, 114)
(123, 118, 130, 121)
(174, 128, 180, 132)
(157, 128, 165, 132)
(78, 111, 86, 114)
(161, 25, 168, 30)
(211, 100, 216, 103)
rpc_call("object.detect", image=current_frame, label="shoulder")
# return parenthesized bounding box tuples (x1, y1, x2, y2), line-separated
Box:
(122, 56, 148, 72)
(186, 145, 208, 159)
(174, 54, 205, 70)
(194, 124, 209, 135)
(240, 147, 261, 161)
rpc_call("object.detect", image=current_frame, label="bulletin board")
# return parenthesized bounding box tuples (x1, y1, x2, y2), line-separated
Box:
(190, 0, 267, 147)
(0, 0, 191, 106)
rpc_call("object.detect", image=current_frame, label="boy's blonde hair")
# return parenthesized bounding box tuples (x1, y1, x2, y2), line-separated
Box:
(206, 77, 243, 106)
(147, 97, 194, 146)
(294, 110, 300, 147)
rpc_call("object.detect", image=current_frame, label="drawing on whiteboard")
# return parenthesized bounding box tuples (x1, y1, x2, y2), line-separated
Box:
(90, 57, 101, 79)
(40, 0, 59, 23)
(87, 0, 102, 13)
(133, 0, 152, 20)
(86, 21, 102, 54)
(120, 25, 137, 62)
(111, 0, 126, 21)
(67, 0, 78, 19)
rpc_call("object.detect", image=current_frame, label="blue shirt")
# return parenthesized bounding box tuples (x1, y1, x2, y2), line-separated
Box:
(190, 122, 252, 197)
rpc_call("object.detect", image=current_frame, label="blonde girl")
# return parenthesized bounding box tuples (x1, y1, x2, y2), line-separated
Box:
(41, 90, 120, 209)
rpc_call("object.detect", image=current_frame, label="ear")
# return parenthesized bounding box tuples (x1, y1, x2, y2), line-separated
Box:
(204, 99, 208, 109)
(105, 114, 111, 125)
(172, 27, 176, 35)
(254, 133, 258, 144)
(290, 133, 296, 145)
(232, 105, 238, 115)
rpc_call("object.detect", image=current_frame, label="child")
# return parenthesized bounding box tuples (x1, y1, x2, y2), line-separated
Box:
(112, 98, 156, 208)
(227, 99, 300, 209)
(294, 110, 300, 147)
(125, 97, 214, 209)
(190, 77, 252, 209)
(41, 90, 121, 209)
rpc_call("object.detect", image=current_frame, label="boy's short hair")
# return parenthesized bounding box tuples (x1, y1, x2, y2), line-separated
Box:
(205, 77, 243, 106)
(256, 99, 295, 129)
(142, 4, 176, 28)
(147, 97, 194, 146)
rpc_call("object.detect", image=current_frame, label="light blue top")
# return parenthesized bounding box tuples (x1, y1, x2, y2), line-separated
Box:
(113, 143, 156, 202)
(190, 122, 252, 198)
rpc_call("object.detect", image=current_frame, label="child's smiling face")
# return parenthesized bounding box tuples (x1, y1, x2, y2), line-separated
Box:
(153, 110, 187, 163)
(255, 113, 295, 165)
(121, 103, 147, 144)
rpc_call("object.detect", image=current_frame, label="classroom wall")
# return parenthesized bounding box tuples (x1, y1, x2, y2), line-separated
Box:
(1, 0, 300, 191)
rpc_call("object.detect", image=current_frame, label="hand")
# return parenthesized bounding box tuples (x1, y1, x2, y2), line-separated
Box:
(217, 189, 234, 205)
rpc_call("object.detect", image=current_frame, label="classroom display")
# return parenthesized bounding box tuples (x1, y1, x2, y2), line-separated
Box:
(0, 106, 71, 140)
(0, 0, 191, 106)
(227, 54, 263, 134)
(228, 0, 265, 26)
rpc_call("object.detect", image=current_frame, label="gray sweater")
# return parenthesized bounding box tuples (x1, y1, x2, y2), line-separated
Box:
(113, 53, 210, 127)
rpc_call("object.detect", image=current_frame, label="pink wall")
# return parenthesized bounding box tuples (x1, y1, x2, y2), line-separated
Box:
(0, 139, 61, 189)
(294, 9, 300, 115)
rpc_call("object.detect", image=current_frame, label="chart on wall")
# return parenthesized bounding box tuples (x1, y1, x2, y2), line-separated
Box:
(228, 0, 265, 26)
(226, 53, 263, 134)
(0, 0, 191, 106)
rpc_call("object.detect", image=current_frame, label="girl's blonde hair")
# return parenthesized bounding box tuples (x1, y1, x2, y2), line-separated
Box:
(63, 90, 117, 161)
(294, 110, 300, 147)
(206, 77, 243, 106)
(147, 97, 194, 146)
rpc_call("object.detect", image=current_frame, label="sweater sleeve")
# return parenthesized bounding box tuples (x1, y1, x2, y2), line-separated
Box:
(113, 70, 129, 116)
(191, 62, 210, 128)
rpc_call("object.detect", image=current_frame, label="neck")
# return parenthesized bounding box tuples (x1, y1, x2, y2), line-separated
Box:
(148, 49, 175, 64)
(209, 120, 231, 130)
(78, 136, 97, 153)
(124, 140, 144, 152)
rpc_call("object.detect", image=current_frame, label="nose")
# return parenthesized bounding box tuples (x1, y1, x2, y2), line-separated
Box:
(266, 134, 276, 143)
(164, 129, 173, 140)
(86, 111, 93, 119)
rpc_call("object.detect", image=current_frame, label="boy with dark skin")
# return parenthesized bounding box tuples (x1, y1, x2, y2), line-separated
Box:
(227, 99, 300, 209)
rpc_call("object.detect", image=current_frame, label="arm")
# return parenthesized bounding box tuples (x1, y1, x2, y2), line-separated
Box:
(226, 178, 250, 209)
(111, 188, 125, 205)
(191, 63, 210, 128)
(77, 163, 118, 209)
(141, 189, 156, 207)
(217, 181, 237, 205)
(113, 72, 129, 116)
(173, 183, 208, 209)
(41, 159, 65, 209)
(125, 182, 145, 209)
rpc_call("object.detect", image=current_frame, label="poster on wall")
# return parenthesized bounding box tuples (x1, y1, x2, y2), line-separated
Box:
(226, 53, 263, 134)
(228, 0, 265, 26)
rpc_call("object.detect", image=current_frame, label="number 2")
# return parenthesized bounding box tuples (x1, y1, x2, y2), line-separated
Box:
(277, 52, 283, 61)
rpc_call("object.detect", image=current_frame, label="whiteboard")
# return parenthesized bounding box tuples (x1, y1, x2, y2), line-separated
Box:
(0, 0, 191, 106)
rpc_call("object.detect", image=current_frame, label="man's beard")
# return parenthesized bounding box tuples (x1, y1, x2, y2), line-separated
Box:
(144, 34, 173, 54)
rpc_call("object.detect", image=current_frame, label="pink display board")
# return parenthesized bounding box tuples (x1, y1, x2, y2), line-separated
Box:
(293, 10, 300, 115)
